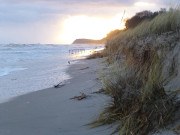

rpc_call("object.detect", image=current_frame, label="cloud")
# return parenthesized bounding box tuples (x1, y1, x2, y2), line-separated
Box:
(0, 0, 137, 26)
(0, 0, 136, 6)
(0, 0, 172, 24)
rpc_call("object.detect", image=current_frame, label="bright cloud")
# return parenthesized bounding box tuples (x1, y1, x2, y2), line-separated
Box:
(59, 14, 126, 43)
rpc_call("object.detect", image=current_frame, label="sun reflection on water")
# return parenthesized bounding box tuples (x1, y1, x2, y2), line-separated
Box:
(70, 47, 104, 59)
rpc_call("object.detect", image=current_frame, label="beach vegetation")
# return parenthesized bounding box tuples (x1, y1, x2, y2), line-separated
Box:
(91, 7, 180, 135)
(125, 9, 166, 29)
(86, 50, 107, 59)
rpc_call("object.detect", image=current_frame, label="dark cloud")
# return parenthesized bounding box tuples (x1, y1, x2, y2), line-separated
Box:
(0, 0, 137, 24)
(1, 0, 174, 23)
(0, 4, 65, 24)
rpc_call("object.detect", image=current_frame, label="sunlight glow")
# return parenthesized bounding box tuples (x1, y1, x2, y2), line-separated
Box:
(59, 14, 126, 44)
(72, 47, 105, 58)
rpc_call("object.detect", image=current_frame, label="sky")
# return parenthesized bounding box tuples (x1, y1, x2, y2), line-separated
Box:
(0, 0, 179, 44)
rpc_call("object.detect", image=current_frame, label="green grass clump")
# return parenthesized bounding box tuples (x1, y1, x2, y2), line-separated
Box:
(106, 8, 180, 53)
(129, 8, 180, 37)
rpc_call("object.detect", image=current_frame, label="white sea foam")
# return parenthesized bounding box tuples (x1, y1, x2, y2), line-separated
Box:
(0, 67, 27, 77)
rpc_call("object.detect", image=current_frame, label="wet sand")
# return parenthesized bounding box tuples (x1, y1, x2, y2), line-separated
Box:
(0, 58, 115, 135)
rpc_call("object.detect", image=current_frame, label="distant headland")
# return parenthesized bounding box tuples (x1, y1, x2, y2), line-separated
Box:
(72, 38, 104, 44)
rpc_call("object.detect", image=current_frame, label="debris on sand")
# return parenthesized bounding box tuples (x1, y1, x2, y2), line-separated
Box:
(174, 124, 180, 134)
(70, 93, 88, 100)
(80, 67, 89, 70)
(92, 88, 105, 94)
(54, 82, 65, 88)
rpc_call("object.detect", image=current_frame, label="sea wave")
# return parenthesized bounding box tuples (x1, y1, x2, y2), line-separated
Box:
(0, 67, 27, 77)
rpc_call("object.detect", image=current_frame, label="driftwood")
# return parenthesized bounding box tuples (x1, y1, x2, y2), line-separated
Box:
(174, 124, 180, 134)
(54, 82, 65, 88)
(80, 67, 89, 70)
(92, 88, 105, 94)
(70, 93, 88, 100)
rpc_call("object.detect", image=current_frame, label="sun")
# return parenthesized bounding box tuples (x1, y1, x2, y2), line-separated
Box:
(59, 14, 126, 44)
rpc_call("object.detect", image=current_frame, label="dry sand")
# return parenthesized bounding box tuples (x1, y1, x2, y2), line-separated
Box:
(0, 58, 115, 135)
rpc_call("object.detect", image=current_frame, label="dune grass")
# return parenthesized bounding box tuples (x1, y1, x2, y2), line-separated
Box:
(106, 8, 180, 53)
(91, 52, 176, 135)
(91, 8, 180, 135)
(127, 8, 180, 37)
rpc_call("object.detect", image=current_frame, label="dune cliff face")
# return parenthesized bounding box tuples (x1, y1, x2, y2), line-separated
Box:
(108, 32, 180, 92)
(72, 39, 104, 44)
(92, 9, 180, 135)
(98, 31, 180, 135)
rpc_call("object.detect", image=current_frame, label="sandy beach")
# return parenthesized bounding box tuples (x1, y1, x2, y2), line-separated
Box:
(0, 58, 115, 135)
(0, 3, 179, 135)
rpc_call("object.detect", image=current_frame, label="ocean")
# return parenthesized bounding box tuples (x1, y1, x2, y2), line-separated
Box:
(0, 44, 104, 103)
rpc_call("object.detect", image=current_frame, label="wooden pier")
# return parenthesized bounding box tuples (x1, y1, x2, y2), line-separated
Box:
(69, 49, 85, 54)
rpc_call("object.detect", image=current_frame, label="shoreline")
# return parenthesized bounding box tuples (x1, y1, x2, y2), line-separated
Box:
(0, 44, 104, 104)
(0, 58, 115, 135)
